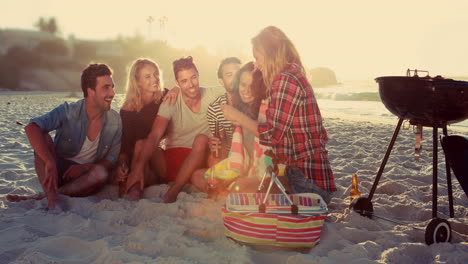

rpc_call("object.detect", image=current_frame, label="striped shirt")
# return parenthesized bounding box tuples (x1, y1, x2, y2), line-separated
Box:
(207, 94, 234, 157)
(258, 64, 336, 192)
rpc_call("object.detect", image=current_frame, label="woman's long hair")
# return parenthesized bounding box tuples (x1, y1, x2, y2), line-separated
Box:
(231, 62, 266, 120)
(122, 58, 164, 112)
(251, 26, 305, 91)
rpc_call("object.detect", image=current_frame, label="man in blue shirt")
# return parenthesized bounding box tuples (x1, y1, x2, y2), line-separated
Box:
(24, 63, 122, 210)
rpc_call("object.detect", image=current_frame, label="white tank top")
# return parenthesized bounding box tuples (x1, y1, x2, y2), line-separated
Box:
(68, 132, 100, 164)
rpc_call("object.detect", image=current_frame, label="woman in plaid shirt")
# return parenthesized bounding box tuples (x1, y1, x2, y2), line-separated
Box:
(222, 26, 335, 203)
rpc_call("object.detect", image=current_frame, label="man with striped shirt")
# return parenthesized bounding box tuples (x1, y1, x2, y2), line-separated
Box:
(206, 57, 241, 160)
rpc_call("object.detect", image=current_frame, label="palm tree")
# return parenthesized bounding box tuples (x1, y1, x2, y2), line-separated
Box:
(46, 17, 58, 35)
(34, 17, 47, 32)
(34, 17, 59, 35)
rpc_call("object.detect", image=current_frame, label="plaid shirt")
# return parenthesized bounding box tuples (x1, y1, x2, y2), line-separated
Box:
(258, 64, 335, 192)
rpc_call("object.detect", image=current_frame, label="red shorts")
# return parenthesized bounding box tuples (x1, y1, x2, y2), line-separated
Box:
(164, 148, 192, 182)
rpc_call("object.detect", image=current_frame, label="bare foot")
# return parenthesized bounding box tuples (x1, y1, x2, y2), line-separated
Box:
(6, 193, 63, 213)
(46, 193, 59, 211)
(207, 189, 218, 200)
(46, 201, 64, 214)
(162, 184, 182, 203)
(215, 188, 230, 198)
(124, 184, 142, 201)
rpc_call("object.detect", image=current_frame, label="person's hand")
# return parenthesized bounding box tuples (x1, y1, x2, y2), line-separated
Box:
(117, 162, 129, 182)
(112, 161, 129, 184)
(124, 169, 144, 194)
(62, 163, 94, 181)
(43, 159, 59, 210)
(43, 159, 58, 191)
(162, 86, 179, 105)
(208, 136, 222, 154)
(207, 136, 224, 166)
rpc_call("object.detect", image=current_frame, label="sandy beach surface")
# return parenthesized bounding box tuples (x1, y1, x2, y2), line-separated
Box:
(0, 92, 467, 264)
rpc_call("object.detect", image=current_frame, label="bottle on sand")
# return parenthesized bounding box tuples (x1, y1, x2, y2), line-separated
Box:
(350, 173, 361, 202)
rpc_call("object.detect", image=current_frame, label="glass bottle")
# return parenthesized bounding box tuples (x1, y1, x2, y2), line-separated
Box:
(350, 173, 361, 202)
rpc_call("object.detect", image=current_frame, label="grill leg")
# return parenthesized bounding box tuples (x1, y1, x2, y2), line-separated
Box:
(368, 118, 404, 201)
(432, 126, 438, 218)
(442, 126, 455, 218)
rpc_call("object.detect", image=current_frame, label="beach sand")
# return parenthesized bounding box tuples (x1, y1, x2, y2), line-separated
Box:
(0, 92, 467, 263)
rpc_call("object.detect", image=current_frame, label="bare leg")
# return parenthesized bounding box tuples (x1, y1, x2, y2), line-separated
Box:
(124, 141, 166, 200)
(191, 168, 209, 192)
(59, 165, 108, 197)
(163, 134, 209, 203)
(142, 163, 157, 187)
(191, 169, 228, 200)
(124, 140, 146, 200)
(33, 134, 59, 210)
(149, 147, 166, 184)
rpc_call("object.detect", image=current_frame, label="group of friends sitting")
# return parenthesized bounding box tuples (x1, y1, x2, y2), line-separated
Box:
(18, 26, 336, 211)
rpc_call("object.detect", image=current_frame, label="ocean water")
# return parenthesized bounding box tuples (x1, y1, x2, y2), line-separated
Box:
(314, 80, 468, 131)
(1, 79, 467, 132)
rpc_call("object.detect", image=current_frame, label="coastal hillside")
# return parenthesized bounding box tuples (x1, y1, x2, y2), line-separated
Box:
(0, 29, 339, 92)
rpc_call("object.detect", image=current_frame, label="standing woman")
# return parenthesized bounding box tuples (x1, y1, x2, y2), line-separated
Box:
(117, 58, 168, 199)
(222, 26, 335, 203)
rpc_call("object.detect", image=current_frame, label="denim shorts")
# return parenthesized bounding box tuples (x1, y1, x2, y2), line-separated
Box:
(285, 167, 332, 204)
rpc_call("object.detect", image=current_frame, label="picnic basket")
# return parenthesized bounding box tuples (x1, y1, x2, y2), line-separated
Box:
(222, 163, 328, 248)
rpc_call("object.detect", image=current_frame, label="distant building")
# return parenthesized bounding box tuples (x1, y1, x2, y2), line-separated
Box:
(0, 28, 124, 60)
(0, 29, 127, 91)
(72, 39, 123, 58)
(0, 28, 60, 55)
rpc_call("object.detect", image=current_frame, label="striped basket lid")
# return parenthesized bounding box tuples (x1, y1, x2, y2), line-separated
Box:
(226, 193, 328, 215)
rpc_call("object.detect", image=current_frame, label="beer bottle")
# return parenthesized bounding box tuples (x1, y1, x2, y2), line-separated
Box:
(118, 162, 129, 198)
(214, 120, 220, 158)
(350, 173, 361, 202)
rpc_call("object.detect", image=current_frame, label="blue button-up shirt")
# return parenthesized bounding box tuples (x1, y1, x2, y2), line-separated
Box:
(31, 99, 122, 165)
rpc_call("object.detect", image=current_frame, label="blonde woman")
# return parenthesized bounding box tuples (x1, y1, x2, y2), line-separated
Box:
(222, 26, 335, 203)
(117, 58, 173, 199)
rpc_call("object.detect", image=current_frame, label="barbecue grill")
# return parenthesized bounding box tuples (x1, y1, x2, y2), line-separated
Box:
(351, 69, 468, 245)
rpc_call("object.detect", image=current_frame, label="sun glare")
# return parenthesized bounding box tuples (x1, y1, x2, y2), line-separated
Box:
(2, 0, 468, 80)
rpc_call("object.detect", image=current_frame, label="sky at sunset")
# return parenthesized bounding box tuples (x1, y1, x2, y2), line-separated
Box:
(2, 0, 468, 80)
